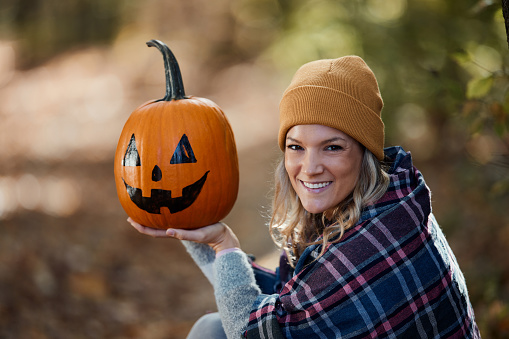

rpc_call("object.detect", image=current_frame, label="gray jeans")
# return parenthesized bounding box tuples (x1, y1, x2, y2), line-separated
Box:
(186, 312, 227, 339)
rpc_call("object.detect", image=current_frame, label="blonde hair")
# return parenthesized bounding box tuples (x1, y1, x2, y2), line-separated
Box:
(269, 148, 390, 266)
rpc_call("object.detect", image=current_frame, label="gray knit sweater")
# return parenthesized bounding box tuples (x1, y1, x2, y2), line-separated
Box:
(181, 241, 261, 339)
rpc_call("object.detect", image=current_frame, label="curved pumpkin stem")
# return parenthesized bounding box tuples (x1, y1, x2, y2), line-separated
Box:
(146, 39, 186, 101)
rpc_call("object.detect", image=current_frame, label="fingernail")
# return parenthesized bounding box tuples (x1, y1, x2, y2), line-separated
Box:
(166, 229, 175, 237)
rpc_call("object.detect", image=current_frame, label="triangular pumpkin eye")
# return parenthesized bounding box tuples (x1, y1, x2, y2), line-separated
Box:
(123, 134, 141, 166)
(170, 134, 197, 164)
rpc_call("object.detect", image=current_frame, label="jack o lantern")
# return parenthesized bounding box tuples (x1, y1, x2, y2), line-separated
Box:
(114, 39, 239, 230)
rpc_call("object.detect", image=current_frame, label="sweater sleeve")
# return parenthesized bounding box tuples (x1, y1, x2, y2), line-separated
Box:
(180, 240, 216, 285)
(214, 250, 261, 339)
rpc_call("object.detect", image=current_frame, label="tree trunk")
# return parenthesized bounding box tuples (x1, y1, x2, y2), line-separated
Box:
(502, 0, 509, 48)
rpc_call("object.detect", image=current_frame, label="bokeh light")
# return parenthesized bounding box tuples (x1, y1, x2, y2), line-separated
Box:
(365, 0, 407, 24)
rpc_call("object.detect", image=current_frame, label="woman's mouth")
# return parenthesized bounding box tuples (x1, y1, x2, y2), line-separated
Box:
(300, 181, 332, 189)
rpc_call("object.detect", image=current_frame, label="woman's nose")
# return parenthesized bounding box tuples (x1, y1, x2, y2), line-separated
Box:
(301, 152, 324, 175)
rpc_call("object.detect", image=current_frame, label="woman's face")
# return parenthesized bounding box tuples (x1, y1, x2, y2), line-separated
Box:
(284, 124, 364, 214)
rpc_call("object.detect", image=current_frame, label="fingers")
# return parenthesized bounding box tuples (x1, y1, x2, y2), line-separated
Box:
(127, 217, 224, 241)
(126, 219, 240, 252)
(166, 222, 225, 242)
(127, 218, 170, 238)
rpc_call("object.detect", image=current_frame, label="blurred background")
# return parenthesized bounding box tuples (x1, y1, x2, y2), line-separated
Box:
(0, 0, 508, 337)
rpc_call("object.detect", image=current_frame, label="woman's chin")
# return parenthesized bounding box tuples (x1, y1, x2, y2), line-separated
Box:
(302, 204, 327, 215)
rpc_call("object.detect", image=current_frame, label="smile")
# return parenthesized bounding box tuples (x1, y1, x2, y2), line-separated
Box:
(123, 171, 209, 214)
(301, 181, 332, 189)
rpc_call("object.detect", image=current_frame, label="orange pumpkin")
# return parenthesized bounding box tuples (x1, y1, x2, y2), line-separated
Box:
(114, 39, 239, 230)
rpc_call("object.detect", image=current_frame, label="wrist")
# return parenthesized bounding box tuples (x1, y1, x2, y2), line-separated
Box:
(210, 224, 241, 254)
(216, 247, 241, 258)
(212, 239, 240, 254)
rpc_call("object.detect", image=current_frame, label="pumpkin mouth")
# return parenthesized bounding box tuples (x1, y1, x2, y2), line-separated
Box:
(122, 171, 209, 214)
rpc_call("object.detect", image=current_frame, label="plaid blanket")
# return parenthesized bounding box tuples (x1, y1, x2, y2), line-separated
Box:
(246, 146, 480, 338)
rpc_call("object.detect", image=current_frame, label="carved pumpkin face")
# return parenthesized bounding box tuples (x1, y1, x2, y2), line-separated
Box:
(114, 40, 239, 230)
(122, 132, 207, 215)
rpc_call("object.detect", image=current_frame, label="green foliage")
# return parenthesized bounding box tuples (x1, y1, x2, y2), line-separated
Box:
(467, 75, 494, 99)
(0, 0, 127, 68)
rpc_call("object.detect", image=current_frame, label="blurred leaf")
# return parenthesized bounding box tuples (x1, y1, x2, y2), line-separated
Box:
(494, 122, 507, 137)
(451, 50, 472, 65)
(466, 75, 494, 99)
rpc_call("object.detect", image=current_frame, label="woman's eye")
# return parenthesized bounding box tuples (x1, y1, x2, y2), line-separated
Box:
(287, 144, 303, 151)
(326, 145, 344, 151)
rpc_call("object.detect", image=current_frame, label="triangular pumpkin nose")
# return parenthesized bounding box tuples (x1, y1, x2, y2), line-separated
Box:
(152, 165, 163, 182)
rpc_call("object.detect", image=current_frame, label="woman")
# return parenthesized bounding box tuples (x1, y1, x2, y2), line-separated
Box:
(129, 56, 481, 338)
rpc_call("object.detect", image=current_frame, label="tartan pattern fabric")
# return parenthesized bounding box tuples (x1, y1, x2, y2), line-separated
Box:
(246, 147, 480, 338)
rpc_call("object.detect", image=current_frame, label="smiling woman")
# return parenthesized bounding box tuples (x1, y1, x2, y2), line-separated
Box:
(284, 125, 364, 215)
(129, 55, 481, 339)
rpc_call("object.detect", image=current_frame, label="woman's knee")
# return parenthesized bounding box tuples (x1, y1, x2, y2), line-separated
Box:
(186, 312, 227, 339)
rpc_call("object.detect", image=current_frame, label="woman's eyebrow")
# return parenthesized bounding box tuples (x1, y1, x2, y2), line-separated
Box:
(322, 136, 346, 144)
(286, 136, 301, 143)
(286, 136, 347, 145)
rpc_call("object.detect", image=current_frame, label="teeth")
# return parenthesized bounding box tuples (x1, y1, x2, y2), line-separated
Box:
(302, 181, 331, 189)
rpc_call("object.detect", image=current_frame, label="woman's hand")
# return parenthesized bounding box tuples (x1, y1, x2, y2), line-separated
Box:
(127, 218, 241, 254)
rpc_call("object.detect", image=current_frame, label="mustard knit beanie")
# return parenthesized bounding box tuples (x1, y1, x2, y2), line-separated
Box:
(278, 56, 385, 161)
